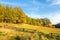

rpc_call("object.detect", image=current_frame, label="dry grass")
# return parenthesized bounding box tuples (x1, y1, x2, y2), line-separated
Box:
(0, 23, 60, 40)
(0, 23, 60, 34)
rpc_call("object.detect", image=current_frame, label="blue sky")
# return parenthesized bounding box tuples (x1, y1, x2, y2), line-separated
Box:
(0, 0, 60, 24)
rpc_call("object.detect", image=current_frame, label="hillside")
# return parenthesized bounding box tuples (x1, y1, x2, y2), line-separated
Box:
(0, 23, 60, 34)
(0, 4, 52, 27)
(0, 23, 60, 40)
(54, 23, 60, 28)
(0, 4, 60, 40)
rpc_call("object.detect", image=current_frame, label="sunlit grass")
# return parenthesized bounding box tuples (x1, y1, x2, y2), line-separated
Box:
(0, 23, 60, 34)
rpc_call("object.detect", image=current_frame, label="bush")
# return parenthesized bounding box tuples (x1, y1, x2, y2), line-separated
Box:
(14, 36, 20, 40)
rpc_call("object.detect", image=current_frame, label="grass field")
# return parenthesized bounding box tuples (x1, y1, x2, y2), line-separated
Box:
(0, 23, 60, 40)
(0, 23, 60, 34)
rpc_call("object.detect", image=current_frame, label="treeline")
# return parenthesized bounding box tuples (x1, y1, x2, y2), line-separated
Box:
(0, 4, 53, 27)
(53, 23, 60, 28)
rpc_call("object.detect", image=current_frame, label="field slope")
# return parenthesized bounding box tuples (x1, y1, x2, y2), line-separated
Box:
(0, 23, 60, 40)
(0, 23, 60, 34)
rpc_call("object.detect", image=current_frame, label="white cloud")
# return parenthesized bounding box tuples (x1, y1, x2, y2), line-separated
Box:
(29, 13, 41, 18)
(46, 12, 60, 24)
(54, 0, 60, 5)
(29, 11, 60, 24)
(31, 0, 45, 8)
(46, 0, 51, 2)
(0, 1, 15, 5)
(0, 1, 28, 7)
(50, 0, 60, 6)
(45, 0, 60, 7)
